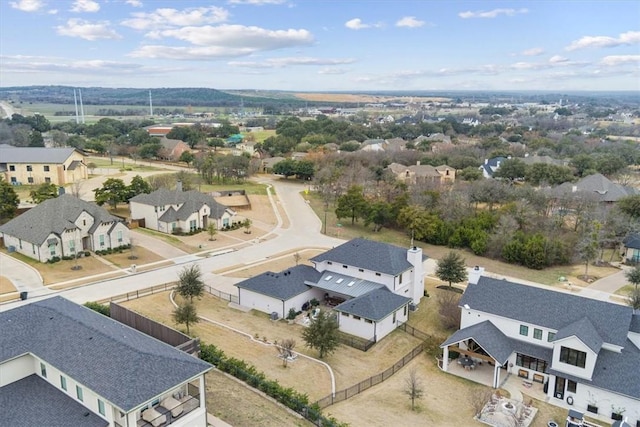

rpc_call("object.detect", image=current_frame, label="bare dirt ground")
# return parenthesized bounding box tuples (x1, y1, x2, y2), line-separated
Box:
(0, 276, 16, 294)
(293, 93, 450, 104)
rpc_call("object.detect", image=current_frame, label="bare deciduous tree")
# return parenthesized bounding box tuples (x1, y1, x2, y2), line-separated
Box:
(437, 291, 462, 330)
(469, 388, 494, 418)
(293, 252, 301, 266)
(276, 338, 296, 367)
(403, 368, 424, 411)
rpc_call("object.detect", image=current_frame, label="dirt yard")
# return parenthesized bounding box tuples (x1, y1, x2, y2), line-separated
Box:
(0, 276, 16, 294)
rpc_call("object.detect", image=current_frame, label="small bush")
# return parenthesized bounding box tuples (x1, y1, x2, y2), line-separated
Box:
(84, 301, 110, 317)
(286, 308, 297, 320)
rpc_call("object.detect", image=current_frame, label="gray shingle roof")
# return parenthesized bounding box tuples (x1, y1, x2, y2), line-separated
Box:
(623, 233, 640, 250)
(130, 189, 230, 220)
(0, 374, 109, 427)
(461, 277, 632, 347)
(0, 297, 211, 412)
(235, 265, 321, 300)
(333, 288, 410, 321)
(553, 173, 639, 203)
(0, 146, 82, 164)
(441, 320, 553, 365)
(0, 194, 122, 246)
(631, 314, 640, 333)
(311, 238, 414, 276)
(554, 317, 603, 353)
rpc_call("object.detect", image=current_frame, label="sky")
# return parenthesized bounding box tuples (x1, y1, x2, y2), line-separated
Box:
(1, 0, 639, 92)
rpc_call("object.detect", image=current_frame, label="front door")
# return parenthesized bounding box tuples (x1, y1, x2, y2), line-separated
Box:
(554, 376, 565, 400)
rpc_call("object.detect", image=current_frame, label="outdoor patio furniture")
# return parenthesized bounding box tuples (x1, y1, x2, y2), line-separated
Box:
(161, 396, 183, 418)
(460, 357, 475, 370)
(142, 407, 166, 427)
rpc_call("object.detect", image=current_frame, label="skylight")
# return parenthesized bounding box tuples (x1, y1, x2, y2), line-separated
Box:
(336, 278, 344, 284)
(347, 281, 355, 287)
(324, 275, 333, 281)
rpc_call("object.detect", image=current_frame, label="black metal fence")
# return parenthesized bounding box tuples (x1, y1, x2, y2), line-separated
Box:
(397, 322, 433, 341)
(315, 344, 424, 409)
(338, 334, 376, 352)
(204, 285, 239, 304)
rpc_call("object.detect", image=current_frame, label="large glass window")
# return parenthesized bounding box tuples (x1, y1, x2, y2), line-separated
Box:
(516, 353, 548, 373)
(560, 347, 586, 368)
(567, 380, 577, 393)
(519, 325, 529, 336)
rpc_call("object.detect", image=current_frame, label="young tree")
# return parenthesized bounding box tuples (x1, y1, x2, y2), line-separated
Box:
(335, 185, 367, 225)
(93, 178, 128, 209)
(179, 151, 195, 167)
(86, 162, 97, 174)
(301, 310, 339, 359)
(627, 288, 640, 311)
(29, 182, 58, 204)
(404, 368, 424, 411)
(436, 251, 468, 287)
(626, 265, 640, 292)
(438, 291, 462, 330)
(577, 221, 600, 279)
(207, 223, 217, 241)
(176, 264, 205, 302)
(172, 302, 199, 334)
(276, 338, 296, 367)
(0, 177, 20, 223)
(293, 252, 301, 266)
(243, 218, 252, 234)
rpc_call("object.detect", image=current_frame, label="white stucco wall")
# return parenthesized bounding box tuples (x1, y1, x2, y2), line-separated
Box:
(238, 289, 286, 318)
(0, 355, 35, 387)
(130, 202, 159, 230)
(338, 305, 409, 341)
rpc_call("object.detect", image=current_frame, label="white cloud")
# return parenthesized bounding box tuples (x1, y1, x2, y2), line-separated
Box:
(396, 16, 425, 28)
(125, 0, 142, 7)
(345, 18, 383, 30)
(229, 57, 356, 68)
(599, 55, 640, 66)
(130, 25, 313, 59)
(9, 0, 45, 12)
(566, 31, 640, 50)
(56, 19, 121, 40)
(228, 0, 286, 4)
(459, 8, 528, 19)
(318, 67, 349, 75)
(522, 47, 544, 56)
(70, 0, 100, 13)
(121, 7, 229, 31)
(549, 55, 569, 63)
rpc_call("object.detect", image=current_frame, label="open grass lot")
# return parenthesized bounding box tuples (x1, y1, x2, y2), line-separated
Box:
(2, 250, 115, 284)
(242, 129, 276, 142)
(101, 246, 164, 268)
(306, 194, 620, 287)
(86, 157, 163, 172)
(0, 276, 17, 294)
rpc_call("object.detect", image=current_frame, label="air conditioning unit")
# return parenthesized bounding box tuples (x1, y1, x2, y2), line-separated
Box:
(409, 303, 417, 312)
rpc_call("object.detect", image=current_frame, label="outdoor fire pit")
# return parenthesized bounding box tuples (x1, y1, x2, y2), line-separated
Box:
(502, 400, 517, 414)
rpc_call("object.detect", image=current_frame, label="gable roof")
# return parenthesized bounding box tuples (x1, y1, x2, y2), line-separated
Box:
(1, 374, 109, 427)
(461, 276, 632, 347)
(130, 189, 231, 219)
(441, 320, 514, 364)
(554, 317, 603, 353)
(0, 297, 211, 412)
(235, 265, 321, 300)
(333, 288, 410, 321)
(0, 194, 121, 246)
(0, 146, 82, 164)
(554, 173, 639, 202)
(311, 238, 414, 276)
(480, 156, 507, 177)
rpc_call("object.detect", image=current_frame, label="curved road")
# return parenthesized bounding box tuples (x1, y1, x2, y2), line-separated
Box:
(1, 177, 344, 311)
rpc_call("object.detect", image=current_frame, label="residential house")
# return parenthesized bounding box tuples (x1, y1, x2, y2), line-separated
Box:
(130, 188, 236, 234)
(234, 140, 258, 157)
(384, 137, 407, 152)
(0, 194, 129, 262)
(0, 296, 212, 427)
(360, 139, 387, 152)
(158, 137, 191, 162)
(260, 157, 285, 173)
(479, 156, 507, 178)
(553, 174, 640, 204)
(440, 270, 640, 425)
(235, 238, 426, 342)
(521, 154, 569, 167)
(145, 126, 174, 137)
(622, 233, 640, 264)
(387, 162, 455, 186)
(0, 145, 88, 186)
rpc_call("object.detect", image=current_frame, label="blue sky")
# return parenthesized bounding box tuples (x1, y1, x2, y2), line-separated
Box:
(1, 0, 639, 91)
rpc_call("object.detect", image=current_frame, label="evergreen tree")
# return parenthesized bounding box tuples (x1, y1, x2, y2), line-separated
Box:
(301, 310, 339, 358)
(436, 251, 468, 287)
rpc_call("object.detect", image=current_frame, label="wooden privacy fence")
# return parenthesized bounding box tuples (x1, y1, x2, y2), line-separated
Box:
(315, 344, 424, 409)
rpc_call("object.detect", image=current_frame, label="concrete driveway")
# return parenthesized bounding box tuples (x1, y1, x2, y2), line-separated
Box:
(130, 229, 189, 259)
(580, 266, 632, 301)
(0, 253, 51, 299)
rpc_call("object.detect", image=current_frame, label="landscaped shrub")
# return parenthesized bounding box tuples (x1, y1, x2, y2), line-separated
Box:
(199, 343, 348, 427)
(84, 301, 110, 317)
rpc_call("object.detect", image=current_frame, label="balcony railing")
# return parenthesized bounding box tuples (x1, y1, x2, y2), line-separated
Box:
(137, 395, 200, 427)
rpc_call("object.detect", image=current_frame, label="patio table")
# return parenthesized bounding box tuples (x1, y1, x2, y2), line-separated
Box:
(460, 357, 476, 370)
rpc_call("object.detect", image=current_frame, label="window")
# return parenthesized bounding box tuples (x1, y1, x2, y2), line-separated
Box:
(516, 353, 548, 373)
(404, 305, 407, 316)
(99, 235, 105, 247)
(117, 230, 123, 243)
(548, 332, 556, 342)
(560, 347, 586, 368)
(40, 362, 47, 378)
(98, 399, 105, 416)
(44, 177, 51, 183)
(399, 273, 403, 284)
(10, 177, 16, 183)
(28, 177, 34, 184)
(358, 268, 363, 272)
(44, 165, 50, 172)
(392, 312, 396, 323)
(26, 165, 32, 171)
(9, 165, 15, 171)
(69, 240, 75, 253)
(60, 375, 67, 391)
(190, 219, 197, 231)
(49, 243, 56, 256)
(76, 385, 83, 401)
(567, 380, 577, 393)
(341, 312, 349, 317)
(327, 261, 332, 265)
(533, 328, 542, 340)
(519, 325, 529, 336)
(32, 244, 36, 254)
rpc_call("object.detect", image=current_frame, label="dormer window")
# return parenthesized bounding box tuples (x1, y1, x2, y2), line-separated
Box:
(560, 347, 586, 368)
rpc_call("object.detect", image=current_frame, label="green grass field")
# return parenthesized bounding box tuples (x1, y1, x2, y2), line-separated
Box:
(242, 129, 276, 142)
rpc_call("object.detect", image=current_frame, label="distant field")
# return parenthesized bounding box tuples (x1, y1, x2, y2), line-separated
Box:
(243, 129, 275, 142)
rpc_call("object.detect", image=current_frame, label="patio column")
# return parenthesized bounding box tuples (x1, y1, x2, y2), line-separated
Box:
(493, 362, 500, 388)
(199, 375, 206, 409)
(442, 347, 449, 371)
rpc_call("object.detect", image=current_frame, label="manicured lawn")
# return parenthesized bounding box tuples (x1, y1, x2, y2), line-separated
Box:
(86, 157, 163, 172)
(101, 246, 164, 268)
(200, 181, 269, 196)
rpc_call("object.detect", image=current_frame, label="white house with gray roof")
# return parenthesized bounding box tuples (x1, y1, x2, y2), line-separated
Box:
(0, 144, 87, 186)
(0, 296, 212, 427)
(0, 194, 129, 262)
(440, 272, 640, 425)
(129, 189, 236, 234)
(235, 238, 426, 342)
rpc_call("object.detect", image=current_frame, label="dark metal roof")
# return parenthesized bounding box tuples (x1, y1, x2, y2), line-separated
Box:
(312, 271, 385, 298)
(333, 288, 410, 322)
(311, 238, 414, 276)
(0, 375, 109, 427)
(0, 297, 212, 412)
(0, 146, 82, 164)
(235, 265, 321, 300)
